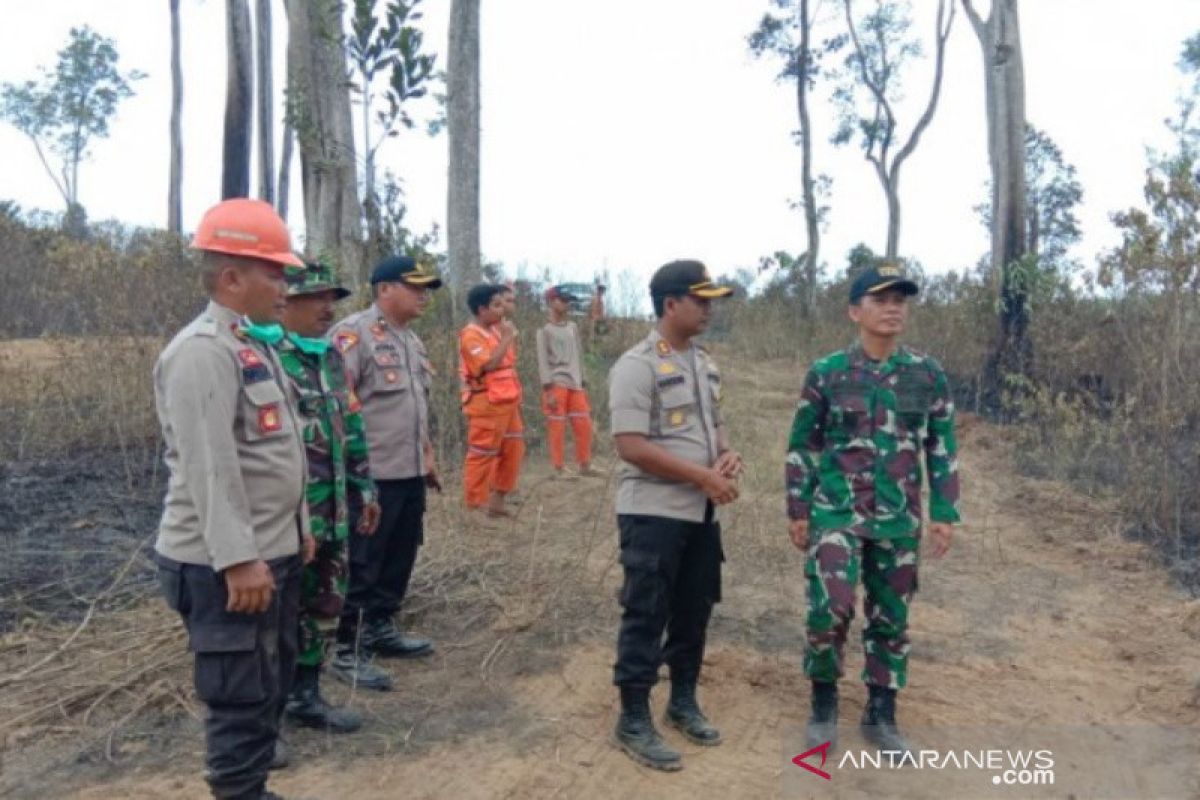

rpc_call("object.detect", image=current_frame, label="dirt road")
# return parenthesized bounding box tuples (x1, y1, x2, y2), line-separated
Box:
(8, 359, 1200, 799)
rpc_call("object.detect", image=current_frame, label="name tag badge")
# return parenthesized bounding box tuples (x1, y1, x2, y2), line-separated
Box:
(258, 404, 283, 434)
(242, 364, 271, 383)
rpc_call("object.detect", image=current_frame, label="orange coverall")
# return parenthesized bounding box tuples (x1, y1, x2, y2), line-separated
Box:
(459, 323, 525, 508)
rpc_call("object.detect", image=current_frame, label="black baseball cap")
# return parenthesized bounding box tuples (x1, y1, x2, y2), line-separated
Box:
(370, 255, 444, 289)
(649, 260, 733, 299)
(849, 263, 919, 303)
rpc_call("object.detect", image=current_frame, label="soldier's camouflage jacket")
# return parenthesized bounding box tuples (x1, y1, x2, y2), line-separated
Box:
(277, 337, 376, 542)
(786, 343, 960, 539)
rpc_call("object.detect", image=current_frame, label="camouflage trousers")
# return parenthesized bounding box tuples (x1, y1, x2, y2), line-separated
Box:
(804, 528, 919, 689)
(298, 535, 349, 668)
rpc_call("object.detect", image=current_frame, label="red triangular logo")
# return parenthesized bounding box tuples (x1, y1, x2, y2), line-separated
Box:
(792, 741, 832, 780)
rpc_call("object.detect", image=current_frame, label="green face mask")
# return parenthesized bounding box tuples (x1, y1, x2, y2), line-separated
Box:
(239, 319, 285, 346)
(286, 331, 329, 355)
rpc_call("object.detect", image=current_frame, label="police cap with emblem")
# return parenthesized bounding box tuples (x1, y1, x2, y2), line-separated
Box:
(849, 263, 919, 303)
(649, 259, 733, 300)
(370, 255, 444, 289)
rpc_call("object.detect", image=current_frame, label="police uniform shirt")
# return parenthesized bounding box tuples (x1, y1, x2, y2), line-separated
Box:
(608, 328, 724, 523)
(331, 304, 432, 480)
(154, 300, 307, 572)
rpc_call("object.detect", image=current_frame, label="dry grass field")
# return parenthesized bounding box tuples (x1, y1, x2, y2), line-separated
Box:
(3, 351, 1199, 798)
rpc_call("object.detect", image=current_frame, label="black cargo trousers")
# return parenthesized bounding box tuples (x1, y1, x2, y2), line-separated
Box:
(157, 553, 302, 800)
(336, 477, 426, 644)
(613, 507, 723, 688)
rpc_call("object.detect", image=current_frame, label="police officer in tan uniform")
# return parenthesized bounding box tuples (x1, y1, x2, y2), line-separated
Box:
(328, 255, 444, 690)
(607, 260, 743, 772)
(154, 198, 312, 800)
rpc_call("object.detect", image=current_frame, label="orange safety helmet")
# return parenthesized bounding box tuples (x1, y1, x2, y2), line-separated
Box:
(191, 198, 304, 267)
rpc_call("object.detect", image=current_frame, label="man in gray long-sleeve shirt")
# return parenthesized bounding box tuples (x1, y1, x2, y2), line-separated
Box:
(536, 285, 599, 477)
(154, 198, 311, 800)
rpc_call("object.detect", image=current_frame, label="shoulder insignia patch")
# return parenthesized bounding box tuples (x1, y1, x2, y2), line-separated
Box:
(237, 348, 263, 368)
(333, 331, 359, 353)
(194, 316, 217, 337)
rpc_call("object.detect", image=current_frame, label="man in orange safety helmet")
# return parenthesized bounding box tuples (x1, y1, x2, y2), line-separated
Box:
(153, 198, 313, 800)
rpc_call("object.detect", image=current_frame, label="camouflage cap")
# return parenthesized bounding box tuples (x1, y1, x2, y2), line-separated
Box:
(285, 259, 352, 300)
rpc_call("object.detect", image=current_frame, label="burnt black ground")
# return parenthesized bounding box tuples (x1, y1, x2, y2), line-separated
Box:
(0, 445, 163, 632)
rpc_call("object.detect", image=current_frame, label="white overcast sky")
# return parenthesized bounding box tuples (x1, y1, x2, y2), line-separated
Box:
(1, 0, 1197, 288)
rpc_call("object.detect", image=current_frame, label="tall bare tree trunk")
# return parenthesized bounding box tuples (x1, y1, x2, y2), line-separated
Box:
(168, 0, 184, 233)
(286, 0, 364, 289)
(447, 0, 482, 292)
(255, 0, 275, 205)
(223, 0, 254, 199)
(278, 120, 294, 221)
(964, 0, 1030, 412)
(844, 0, 954, 261)
(796, 0, 819, 312)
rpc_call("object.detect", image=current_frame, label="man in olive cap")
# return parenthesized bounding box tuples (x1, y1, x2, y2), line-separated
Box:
(786, 262, 960, 754)
(278, 260, 381, 733)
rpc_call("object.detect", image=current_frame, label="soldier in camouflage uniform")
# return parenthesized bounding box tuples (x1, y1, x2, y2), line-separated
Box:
(785, 264, 960, 754)
(278, 261, 382, 733)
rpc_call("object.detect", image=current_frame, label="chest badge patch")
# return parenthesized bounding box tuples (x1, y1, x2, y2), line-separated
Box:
(258, 404, 283, 434)
(237, 348, 263, 368)
(333, 331, 359, 353)
(669, 409, 686, 427)
(384, 369, 400, 384)
(658, 362, 676, 375)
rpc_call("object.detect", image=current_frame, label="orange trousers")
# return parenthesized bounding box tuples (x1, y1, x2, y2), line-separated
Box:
(541, 386, 593, 469)
(463, 395, 525, 508)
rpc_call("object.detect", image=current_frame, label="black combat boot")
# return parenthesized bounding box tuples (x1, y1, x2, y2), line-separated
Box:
(362, 618, 433, 659)
(612, 686, 683, 771)
(805, 681, 839, 750)
(269, 737, 289, 770)
(664, 670, 721, 746)
(285, 664, 364, 733)
(860, 685, 912, 753)
(329, 644, 394, 691)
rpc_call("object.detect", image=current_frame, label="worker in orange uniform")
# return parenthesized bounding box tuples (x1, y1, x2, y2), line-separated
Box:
(495, 283, 526, 498)
(537, 285, 601, 478)
(459, 284, 523, 517)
